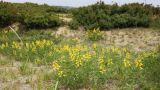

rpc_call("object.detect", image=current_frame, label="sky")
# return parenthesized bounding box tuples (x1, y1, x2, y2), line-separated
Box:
(3, 0, 160, 7)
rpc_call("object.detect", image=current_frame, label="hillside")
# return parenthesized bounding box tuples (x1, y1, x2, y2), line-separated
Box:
(0, 1, 160, 90)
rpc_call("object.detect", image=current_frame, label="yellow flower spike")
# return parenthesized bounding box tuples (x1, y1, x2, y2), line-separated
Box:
(92, 28, 95, 33)
(123, 58, 131, 67)
(98, 56, 106, 74)
(105, 48, 110, 53)
(99, 65, 106, 74)
(31, 46, 36, 52)
(25, 43, 29, 49)
(58, 71, 65, 77)
(123, 48, 127, 53)
(81, 52, 91, 61)
(92, 43, 97, 49)
(35, 40, 41, 46)
(98, 56, 104, 64)
(123, 53, 131, 67)
(43, 39, 46, 44)
(108, 58, 113, 65)
(63, 45, 70, 51)
(125, 52, 131, 59)
(75, 60, 82, 68)
(48, 51, 52, 56)
(52, 61, 61, 71)
(135, 56, 143, 70)
(35, 58, 41, 65)
(0, 43, 5, 49)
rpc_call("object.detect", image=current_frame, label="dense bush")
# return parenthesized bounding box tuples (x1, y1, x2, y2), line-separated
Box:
(150, 16, 160, 29)
(0, 1, 159, 30)
(22, 15, 61, 29)
(68, 20, 79, 29)
(0, 2, 17, 28)
(14, 2, 62, 29)
(72, 2, 156, 30)
(0, 2, 65, 29)
(46, 6, 69, 13)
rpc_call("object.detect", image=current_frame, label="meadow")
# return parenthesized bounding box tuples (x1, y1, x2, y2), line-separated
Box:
(0, 28, 160, 90)
(0, 1, 160, 90)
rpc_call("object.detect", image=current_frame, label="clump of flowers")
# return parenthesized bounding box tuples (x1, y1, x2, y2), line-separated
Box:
(86, 28, 104, 41)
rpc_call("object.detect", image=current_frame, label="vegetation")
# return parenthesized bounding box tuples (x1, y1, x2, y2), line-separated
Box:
(0, 2, 68, 29)
(22, 15, 60, 29)
(0, 1, 160, 90)
(0, 30, 160, 89)
(150, 16, 160, 29)
(0, 2, 17, 27)
(0, 1, 160, 30)
(86, 28, 104, 41)
(68, 20, 79, 29)
(72, 2, 160, 29)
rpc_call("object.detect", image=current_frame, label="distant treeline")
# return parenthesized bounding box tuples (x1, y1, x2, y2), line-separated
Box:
(0, 1, 160, 30)
(0, 1, 69, 29)
(71, 1, 160, 30)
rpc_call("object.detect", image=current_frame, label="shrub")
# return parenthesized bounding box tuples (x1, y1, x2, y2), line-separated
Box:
(46, 6, 69, 13)
(0, 2, 17, 28)
(150, 16, 160, 29)
(22, 15, 61, 29)
(68, 20, 79, 29)
(86, 28, 104, 41)
(72, 2, 153, 30)
(112, 14, 130, 28)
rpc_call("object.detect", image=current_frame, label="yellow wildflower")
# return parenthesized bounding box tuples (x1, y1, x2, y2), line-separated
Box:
(98, 56, 106, 74)
(92, 43, 97, 49)
(135, 56, 143, 69)
(58, 71, 65, 77)
(25, 43, 29, 49)
(108, 58, 113, 65)
(81, 52, 91, 61)
(52, 61, 61, 71)
(123, 58, 131, 67)
(0, 43, 5, 49)
(99, 65, 106, 74)
(123, 52, 131, 67)
(75, 59, 82, 67)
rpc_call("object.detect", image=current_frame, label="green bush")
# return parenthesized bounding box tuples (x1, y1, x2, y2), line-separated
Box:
(72, 2, 153, 30)
(0, 2, 17, 27)
(22, 15, 61, 29)
(112, 14, 130, 28)
(46, 6, 69, 13)
(150, 16, 160, 29)
(0, 2, 65, 29)
(68, 20, 79, 29)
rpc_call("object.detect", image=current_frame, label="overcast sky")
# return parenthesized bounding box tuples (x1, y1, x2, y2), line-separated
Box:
(3, 0, 160, 7)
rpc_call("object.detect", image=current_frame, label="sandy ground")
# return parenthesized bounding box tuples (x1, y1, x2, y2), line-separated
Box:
(54, 26, 160, 52)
